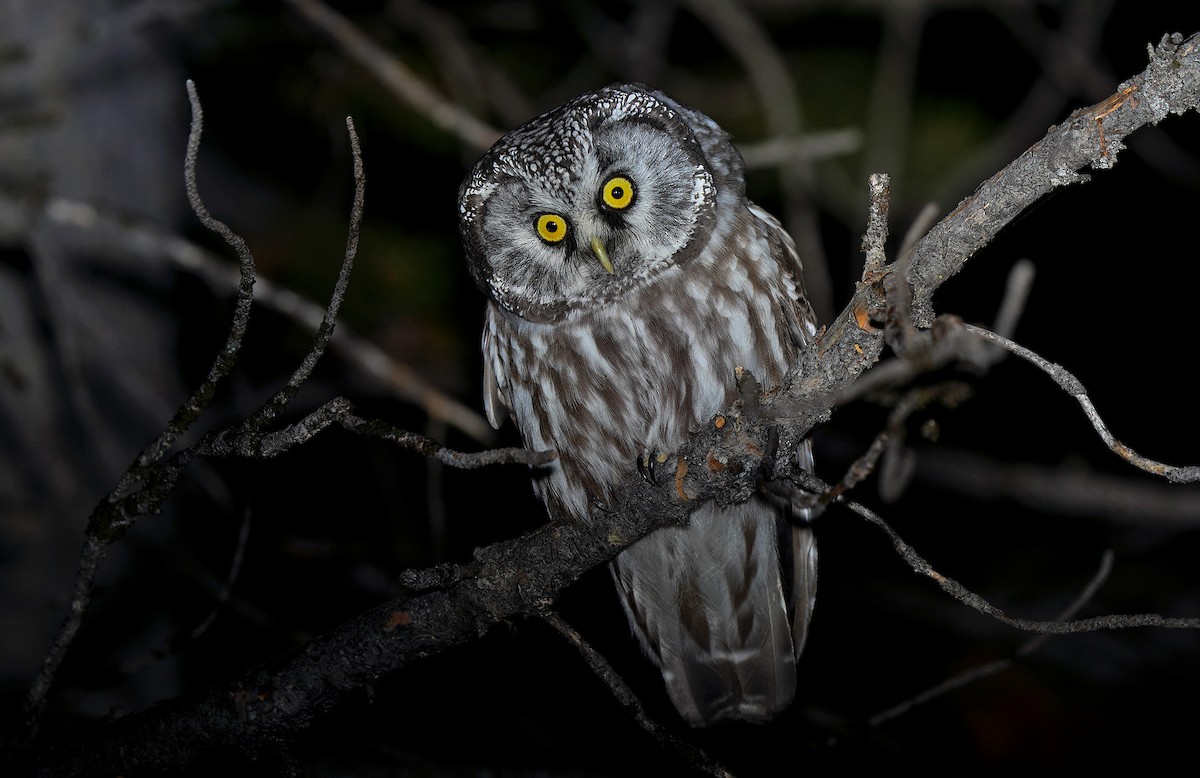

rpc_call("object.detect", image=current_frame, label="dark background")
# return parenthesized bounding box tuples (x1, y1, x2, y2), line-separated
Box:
(2, 1, 1199, 774)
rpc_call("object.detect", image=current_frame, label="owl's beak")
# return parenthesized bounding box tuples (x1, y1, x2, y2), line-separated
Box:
(589, 236, 615, 274)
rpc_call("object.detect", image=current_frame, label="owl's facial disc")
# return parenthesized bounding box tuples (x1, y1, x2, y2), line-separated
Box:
(459, 85, 721, 322)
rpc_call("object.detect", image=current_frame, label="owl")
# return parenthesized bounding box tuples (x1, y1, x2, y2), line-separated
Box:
(458, 83, 818, 726)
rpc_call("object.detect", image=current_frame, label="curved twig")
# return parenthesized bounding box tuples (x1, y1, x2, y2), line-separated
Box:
(867, 549, 1116, 727)
(284, 0, 502, 151)
(542, 613, 731, 778)
(964, 323, 1200, 483)
(38, 195, 495, 442)
(12, 80, 255, 748)
(115, 79, 257, 497)
(246, 116, 364, 432)
(824, 486, 1200, 634)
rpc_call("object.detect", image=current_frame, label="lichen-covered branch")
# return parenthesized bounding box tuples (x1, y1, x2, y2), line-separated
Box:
(904, 33, 1200, 327)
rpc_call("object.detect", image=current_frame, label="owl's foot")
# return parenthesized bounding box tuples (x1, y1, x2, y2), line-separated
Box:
(637, 448, 671, 486)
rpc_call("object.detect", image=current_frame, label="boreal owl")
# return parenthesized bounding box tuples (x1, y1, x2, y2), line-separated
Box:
(458, 83, 818, 726)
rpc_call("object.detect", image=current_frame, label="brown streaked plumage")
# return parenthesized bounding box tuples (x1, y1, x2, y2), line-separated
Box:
(459, 83, 818, 726)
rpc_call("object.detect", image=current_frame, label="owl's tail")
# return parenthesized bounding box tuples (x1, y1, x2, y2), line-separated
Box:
(612, 495, 816, 726)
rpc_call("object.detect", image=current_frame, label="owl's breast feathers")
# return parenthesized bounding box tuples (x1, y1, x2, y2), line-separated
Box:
(482, 206, 810, 523)
(482, 192, 817, 727)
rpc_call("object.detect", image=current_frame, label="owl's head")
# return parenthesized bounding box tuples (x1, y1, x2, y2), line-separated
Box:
(459, 83, 744, 322)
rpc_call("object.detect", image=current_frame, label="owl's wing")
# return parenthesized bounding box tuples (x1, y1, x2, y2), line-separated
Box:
(790, 438, 818, 657)
(749, 202, 820, 664)
(747, 201, 819, 348)
(481, 303, 511, 430)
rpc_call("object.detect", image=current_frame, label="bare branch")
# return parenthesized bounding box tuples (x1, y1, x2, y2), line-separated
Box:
(10, 85, 362, 758)
(542, 613, 732, 778)
(916, 448, 1200, 527)
(734, 128, 862, 169)
(35, 194, 495, 442)
(13, 79, 254, 747)
(340, 412, 555, 468)
(115, 79, 256, 498)
(823, 484, 1200, 634)
(867, 550, 1116, 728)
(284, 0, 502, 151)
(906, 33, 1200, 327)
(964, 323, 1200, 483)
(245, 116, 364, 433)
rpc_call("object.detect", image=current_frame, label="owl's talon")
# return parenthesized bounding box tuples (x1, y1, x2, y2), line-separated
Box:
(637, 449, 658, 486)
(637, 448, 671, 486)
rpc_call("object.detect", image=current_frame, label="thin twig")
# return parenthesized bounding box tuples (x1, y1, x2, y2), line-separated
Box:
(809, 482, 1200, 634)
(684, 0, 833, 323)
(201, 391, 551, 469)
(810, 383, 967, 507)
(247, 116, 364, 432)
(542, 613, 733, 778)
(189, 506, 254, 641)
(12, 534, 105, 747)
(867, 549, 1115, 727)
(39, 194, 495, 442)
(118, 506, 255, 679)
(915, 447, 1200, 527)
(991, 258, 1036, 340)
(114, 79, 256, 499)
(285, 0, 502, 151)
(737, 129, 863, 169)
(340, 412, 555, 468)
(964, 323, 1200, 483)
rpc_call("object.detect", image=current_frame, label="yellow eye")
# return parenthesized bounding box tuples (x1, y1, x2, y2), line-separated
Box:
(601, 176, 635, 210)
(535, 213, 569, 243)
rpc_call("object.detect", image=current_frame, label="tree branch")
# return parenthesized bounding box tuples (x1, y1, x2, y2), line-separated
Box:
(866, 549, 1116, 728)
(905, 33, 1200, 327)
(963, 323, 1200, 482)
(542, 613, 731, 778)
(284, 0, 503, 151)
